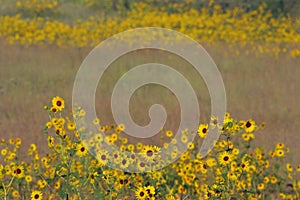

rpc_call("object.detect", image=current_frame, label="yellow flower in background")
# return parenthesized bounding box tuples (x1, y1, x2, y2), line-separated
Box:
(210, 116, 219, 129)
(25, 175, 33, 183)
(135, 186, 148, 200)
(0, 2, 299, 58)
(145, 185, 155, 198)
(198, 124, 209, 138)
(12, 165, 25, 179)
(276, 149, 285, 157)
(257, 183, 265, 190)
(52, 96, 65, 111)
(115, 123, 125, 133)
(48, 136, 54, 147)
(218, 151, 233, 166)
(96, 150, 109, 166)
(37, 179, 47, 188)
(141, 145, 160, 162)
(276, 143, 285, 149)
(76, 142, 88, 157)
(166, 130, 173, 137)
(88, 172, 98, 184)
(67, 122, 76, 130)
(50, 106, 58, 113)
(93, 118, 100, 125)
(1, 148, 7, 156)
(242, 133, 250, 141)
(286, 163, 293, 172)
(12, 190, 20, 198)
(31, 190, 42, 200)
(54, 180, 61, 190)
(187, 142, 195, 150)
(244, 119, 257, 133)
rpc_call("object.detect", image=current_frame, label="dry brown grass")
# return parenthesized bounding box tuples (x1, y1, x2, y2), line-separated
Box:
(0, 42, 299, 163)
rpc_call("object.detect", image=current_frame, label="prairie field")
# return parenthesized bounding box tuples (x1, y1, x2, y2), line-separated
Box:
(0, 0, 300, 199)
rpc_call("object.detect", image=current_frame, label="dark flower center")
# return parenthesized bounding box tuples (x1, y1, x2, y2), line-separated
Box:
(147, 150, 153, 157)
(56, 101, 62, 106)
(223, 156, 229, 161)
(140, 162, 146, 167)
(202, 128, 207, 133)
(101, 155, 106, 160)
(16, 168, 21, 174)
(245, 121, 251, 128)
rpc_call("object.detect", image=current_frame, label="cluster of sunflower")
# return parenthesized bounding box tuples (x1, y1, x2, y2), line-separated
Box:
(0, 2, 300, 58)
(0, 96, 299, 199)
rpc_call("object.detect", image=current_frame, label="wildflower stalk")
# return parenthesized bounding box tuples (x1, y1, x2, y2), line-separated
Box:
(2, 176, 15, 200)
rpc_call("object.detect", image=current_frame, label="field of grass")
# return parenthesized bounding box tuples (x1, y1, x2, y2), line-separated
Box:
(1, 42, 299, 159)
(0, 0, 300, 199)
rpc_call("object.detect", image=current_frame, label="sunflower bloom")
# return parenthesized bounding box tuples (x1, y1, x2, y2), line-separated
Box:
(198, 124, 209, 138)
(12, 165, 25, 179)
(135, 186, 148, 200)
(141, 145, 160, 162)
(31, 190, 43, 200)
(52, 96, 65, 111)
(244, 119, 257, 133)
(218, 151, 233, 166)
(76, 143, 88, 157)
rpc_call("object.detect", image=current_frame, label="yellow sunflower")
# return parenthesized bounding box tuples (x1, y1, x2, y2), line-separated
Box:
(145, 185, 155, 198)
(96, 150, 109, 166)
(76, 143, 88, 157)
(187, 142, 195, 150)
(257, 183, 265, 190)
(48, 136, 54, 147)
(25, 175, 32, 183)
(166, 130, 173, 137)
(137, 160, 147, 172)
(119, 158, 130, 169)
(198, 124, 209, 138)
(141, 145, 160, 162)
(31, 190, 42, 200)
(135, 186, 148, 200)
(67, 122, 76, 130)
(12, 165, 25, 179)
(12, 190, 20, 198)
(88, 172, 98, 184)
(54, 180, 61, 190)
(244, 119, 257, 133)
(218, 151, 233, 166)
(51, 96, 65, 111)
(50, 106, 58, 113)
(275, 149, 285, 157)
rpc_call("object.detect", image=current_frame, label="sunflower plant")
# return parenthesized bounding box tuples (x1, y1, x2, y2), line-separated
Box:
(0, 96, 299, 199)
